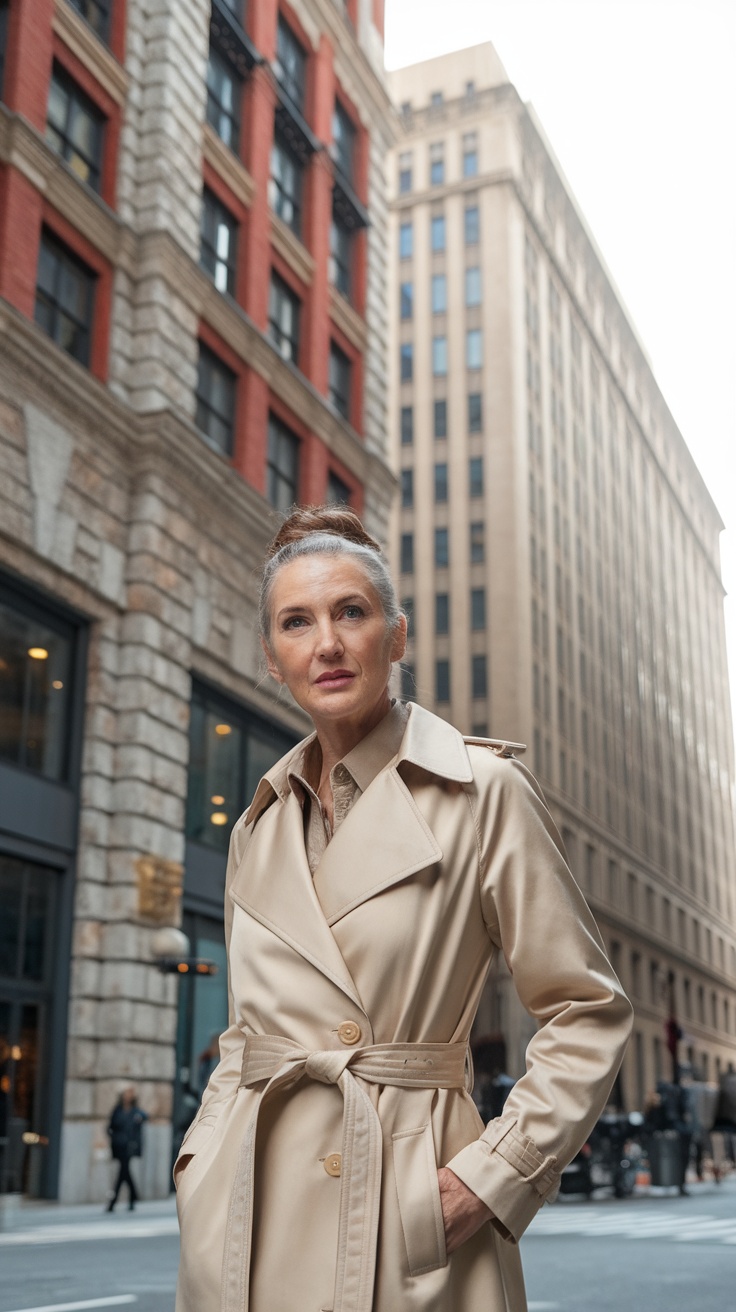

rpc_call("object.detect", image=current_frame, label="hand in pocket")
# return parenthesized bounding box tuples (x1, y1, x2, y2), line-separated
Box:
(437, 1166, 494, 1254)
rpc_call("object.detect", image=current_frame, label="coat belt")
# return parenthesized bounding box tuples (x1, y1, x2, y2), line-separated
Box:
(221, 1034, 469, 1312)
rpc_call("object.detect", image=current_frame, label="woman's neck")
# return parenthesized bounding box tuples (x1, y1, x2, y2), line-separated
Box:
(313, 692, 392, 789)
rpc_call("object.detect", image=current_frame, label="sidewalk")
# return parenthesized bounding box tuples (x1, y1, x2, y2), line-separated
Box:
(0, 1194, 178, 1243)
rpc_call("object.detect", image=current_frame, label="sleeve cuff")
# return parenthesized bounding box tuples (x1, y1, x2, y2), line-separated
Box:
(445, 1116, 560, 1242)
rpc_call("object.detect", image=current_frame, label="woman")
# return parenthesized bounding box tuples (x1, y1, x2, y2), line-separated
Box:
(175, 506, 632, 1312)
(107, 1085, 147, 1212)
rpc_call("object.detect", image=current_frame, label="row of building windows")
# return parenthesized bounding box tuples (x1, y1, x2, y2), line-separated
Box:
(400, 458, 484, 506)
(400, 267, 482, 319)
(402, 589, 487, 637)
(399, 204, 480, 259)
(399, 329, 483, 380)
(400, 523, 486, 573)
(397, 131, 479, 193)
(400, 395, 483, 444)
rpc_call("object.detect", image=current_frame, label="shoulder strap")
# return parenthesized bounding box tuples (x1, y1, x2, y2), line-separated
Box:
(462, 736, 527, 758)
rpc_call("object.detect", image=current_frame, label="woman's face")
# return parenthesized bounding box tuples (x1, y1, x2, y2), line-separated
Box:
(263, 554, 406, 730)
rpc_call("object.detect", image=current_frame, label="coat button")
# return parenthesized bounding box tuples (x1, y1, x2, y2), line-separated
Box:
(324, 1153, 342, 1177)
(337, 1021, 361, 1046)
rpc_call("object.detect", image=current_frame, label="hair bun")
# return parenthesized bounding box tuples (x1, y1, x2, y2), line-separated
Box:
(266, 504, 381, 559)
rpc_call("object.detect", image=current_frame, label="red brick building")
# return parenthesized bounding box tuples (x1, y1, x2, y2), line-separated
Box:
(0, 0, 394, 1201)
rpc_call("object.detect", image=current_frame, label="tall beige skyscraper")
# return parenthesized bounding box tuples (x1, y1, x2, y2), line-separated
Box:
(387, 44, 736, 1109)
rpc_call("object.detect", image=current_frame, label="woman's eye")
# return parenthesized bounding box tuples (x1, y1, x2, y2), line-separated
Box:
(342, 605, 364, 620)
(283, 616, 307, 630)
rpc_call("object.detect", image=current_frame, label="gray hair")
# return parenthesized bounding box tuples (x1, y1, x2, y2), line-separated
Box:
(259, 532, 403, 647)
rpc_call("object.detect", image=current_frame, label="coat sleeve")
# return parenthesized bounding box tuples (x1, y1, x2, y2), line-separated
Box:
(445, 755, 633, 1241)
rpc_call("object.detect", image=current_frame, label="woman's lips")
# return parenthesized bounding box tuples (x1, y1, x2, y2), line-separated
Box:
(315, 671, 355, 688)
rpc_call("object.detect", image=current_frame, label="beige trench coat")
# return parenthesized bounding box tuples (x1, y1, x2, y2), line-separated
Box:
(175, 703, 632, 1312)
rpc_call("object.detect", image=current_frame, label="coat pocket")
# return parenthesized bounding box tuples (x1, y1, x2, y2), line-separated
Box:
(173, 1114, 217, 1204)
(392, 1123, 448, 1276)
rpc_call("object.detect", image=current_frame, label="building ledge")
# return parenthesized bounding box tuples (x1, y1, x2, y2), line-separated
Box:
(53, 0, 130, 106)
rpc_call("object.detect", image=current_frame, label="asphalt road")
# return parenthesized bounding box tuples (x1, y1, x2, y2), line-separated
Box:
(0, 1177, 733, 1312)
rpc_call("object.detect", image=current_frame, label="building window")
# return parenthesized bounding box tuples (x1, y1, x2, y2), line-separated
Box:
(399, 221, 413, 260)
(186, 681, 293, 853)
(400, 468, 414, 508)
(471, 588, 486, 630)
(400, 342, 413, 382)
(329, 341, 352, 419)
(400, 405, 414, 445)
(469, 456, 484, 498)
(401, 663, 415, 698)
(195, 342, 236, 455)
(462, 131, 478, 178)
(206, 44, 241, 153)
(466, 328, 483, 370)
(431, 273, 447, 314)
(430, 90, 444, 109)
(326, 471, 351, 504)
(431, 214, 446, 252)
(332, 99, 355, 183)
(472, 654, 487, 699)
(465, 266, 481, 307)
(400, 532, 414, 574)
(435, 593, 449, 635)
(200, 188, 238, 295)
(434, 527, 449, 568)
(270, 136, 303, 237)
(434, 399, 447, 439)
(34, 229, 96, 367)
(0, 1, 8, 100)
(470, 520, 485, 563)
(268, 272, 300, 364)
(464, 204, 479, 245)
(68, 1, 112, 43)
(267, 414, 299, 511)
(429, 141, 444, 186)
(400, 281, 414, 320)
(0, 593, 76, 782)
(434, 462, 448, 503)
(436, 659, 450, 703)
(398, 150, 412, 193)
(274, 15, 306, 111)
(329, 216, 353, 299)
(46, 64, 105, 192)
(432, 336, 447, 376)
(468, 392, 482, 432)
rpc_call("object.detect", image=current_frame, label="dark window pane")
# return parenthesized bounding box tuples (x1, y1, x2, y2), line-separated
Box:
(0, 600, 73, 780)
(68, 1, 112, 42)
(269, 272, 301, 364)
(431, 274, 446, 314)
(399, 222, 413, 259)
(46, 64, 104, 191)
(400, 343, 413, 382)
(434, 527, 449, 568)
(267, 413, 300, 512)
(34, 229, 95, 366)
(431, 214, 445, 252)
(433, 399, 447, 439)
(400, 532, 414, 574)
(401, 663, 415, 698)
(436, 659, 450, 703)
(200, 187, 238, 295)
(196, 342, 236, 454)
(0, 857, 57, 985)
(472, 654, 487, 699)
(434, 462, 448, 503)
(329, 341, 351, 419)
(464, 204, 479, 245)
(470, 520, 485, 563)
(327, 471, 351, 504)
(207, 45, 241, 153)
(270, 135, 303, 237)
(185, 698, 243, 852)
(468, 392, 482, 432)
(400, 282, 413, 320)
(471, 588, 486, 630)
(274, 16, 306, 111)
(332, 100, 355, 182)
(469, 456, 484, 498)
(400, 405, 414, 445)
(401, 468, 414, 508)
(0, 1, 11, 100)
(330, 215, 352, 298)
(435, 593, 449, 635)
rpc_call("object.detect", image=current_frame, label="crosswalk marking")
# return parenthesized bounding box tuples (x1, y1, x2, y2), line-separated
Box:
(526, 1208, 736, 1246)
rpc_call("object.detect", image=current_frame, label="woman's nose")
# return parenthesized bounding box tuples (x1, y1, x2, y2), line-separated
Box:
(315, 621, 343, 657)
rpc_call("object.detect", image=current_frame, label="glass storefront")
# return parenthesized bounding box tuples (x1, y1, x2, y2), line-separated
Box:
(0, 598, 74, 781)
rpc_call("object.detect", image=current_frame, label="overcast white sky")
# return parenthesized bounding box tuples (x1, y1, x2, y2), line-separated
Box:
(385, 0, 736, 738)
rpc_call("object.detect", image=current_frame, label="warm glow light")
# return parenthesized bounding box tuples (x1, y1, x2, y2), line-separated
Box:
(177, 963, 189, 973)
(211, 794, 225, 805)
(10, 1045, 22, 1060)
(210, 811, 228, 826)
(52, 680, 64, 690)
(215, 723, 232, 736)
(28, 647, 48, 660)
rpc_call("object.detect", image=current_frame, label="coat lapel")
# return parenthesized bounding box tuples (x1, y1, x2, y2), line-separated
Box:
(229, 788, 365, 1010)
(312, 765, 443, 926)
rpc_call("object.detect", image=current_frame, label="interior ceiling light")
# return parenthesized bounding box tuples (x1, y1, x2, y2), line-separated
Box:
(28, 647, 49, 660)
(215, 723, 232, 736)
(210, 812, 228, 826)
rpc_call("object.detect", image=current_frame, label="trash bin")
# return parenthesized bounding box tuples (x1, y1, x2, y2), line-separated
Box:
(649, 1129, 681, 1187)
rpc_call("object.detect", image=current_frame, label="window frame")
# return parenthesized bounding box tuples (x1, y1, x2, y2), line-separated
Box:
(430, 213, 446, 253)
(200, 186, 238, 296)
(432, 335, 447, 377)
(267, 412, 300, 512)
(471, 653, 487, 699)
(195, 339, 237, 456)
(67, 0, 112, 44)
(435, 593, 449, 635)
(399, 221, 413, 260)
(329, 213, 353, 299)
(400, 281, 414, 321)
(34, 226, 96, 368)
(464, 203, 480, 245)
(465, 265, 481, 307)
(46, 62, 106, 193)
(434, 526, 449, 569)
(434, 461, 448, 503)
(468, 392, 483, 432)
(470, 587, 486, 631)
(400, 405, 414, 446)
(268, 270, 301, 366)
(466, 327, 483, 370)
(400, 342, 413, 383)
(435, 659, 450, 704)
(469, 455, 484, 499)
(274, 14, 307, 112)
(206, 41, 242, 154)
(431, 273, 447, 315)
(329, 339, 352, 420)
(270, 133, 304, 238)
(433, 399, 447, 439)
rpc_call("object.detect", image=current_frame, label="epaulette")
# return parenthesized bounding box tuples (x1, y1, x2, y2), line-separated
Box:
(463, 736, 527, 759)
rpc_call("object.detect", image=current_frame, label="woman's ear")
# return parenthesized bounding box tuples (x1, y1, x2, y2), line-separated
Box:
(391, 613, 408, 664)
(260, 636, 284, 684)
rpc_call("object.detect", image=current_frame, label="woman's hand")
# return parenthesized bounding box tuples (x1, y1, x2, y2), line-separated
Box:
(437, 1166, 494, 1254)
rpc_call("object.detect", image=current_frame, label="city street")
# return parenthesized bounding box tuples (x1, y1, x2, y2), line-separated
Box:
(0, 1177, 733, 1312)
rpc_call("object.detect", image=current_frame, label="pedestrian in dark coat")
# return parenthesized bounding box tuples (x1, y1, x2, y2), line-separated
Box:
(107, 1085, 148, 1211)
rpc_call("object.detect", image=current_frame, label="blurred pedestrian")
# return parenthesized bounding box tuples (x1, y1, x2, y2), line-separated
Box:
(107, 1084, 148, 1212)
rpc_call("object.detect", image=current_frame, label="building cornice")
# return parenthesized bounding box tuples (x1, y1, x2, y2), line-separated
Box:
(202, 124, 256, 209)
(52, 0, 130, 105)
(270, 213, 315, 286)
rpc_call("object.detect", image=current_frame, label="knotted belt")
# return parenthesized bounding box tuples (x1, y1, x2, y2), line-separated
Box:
(221, 1034, 469, 1312)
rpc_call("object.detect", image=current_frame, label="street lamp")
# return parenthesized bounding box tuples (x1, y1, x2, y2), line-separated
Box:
(150, 927, 218, 976)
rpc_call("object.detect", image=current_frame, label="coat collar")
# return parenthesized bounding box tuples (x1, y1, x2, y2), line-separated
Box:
(245, 701, 473, 830)
(229, 703, 474, 1009)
